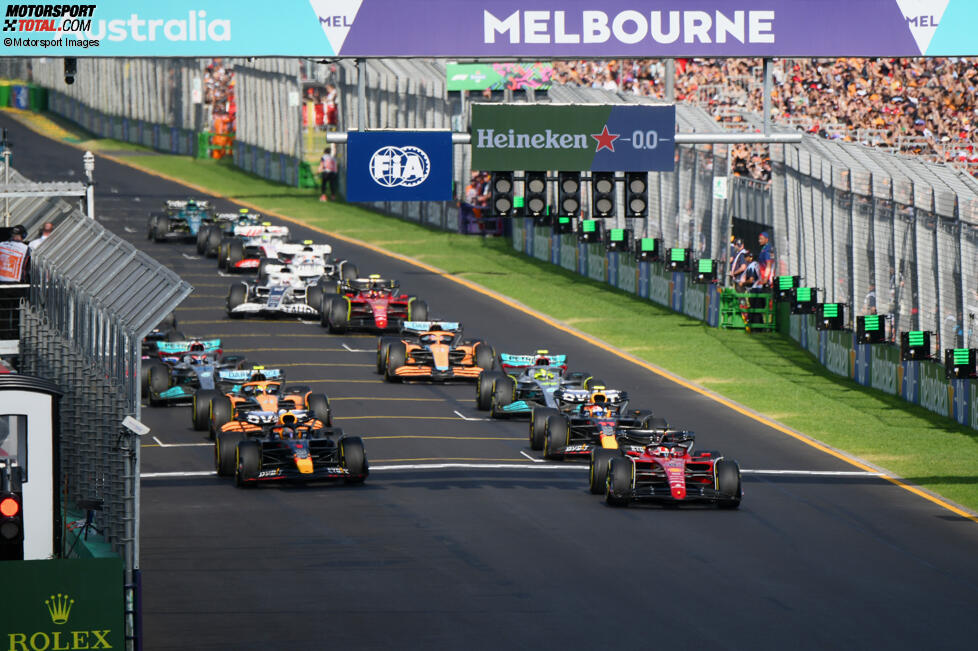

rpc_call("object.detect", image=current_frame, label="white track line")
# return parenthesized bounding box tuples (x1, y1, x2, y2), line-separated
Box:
(520, 451, 544, 463)
(123, 226, 137, 233)
(150, 437, 211, 448)
(342, 343, 372, 352)
(453, 410, 492, 422)
(182, 253, 199, 260)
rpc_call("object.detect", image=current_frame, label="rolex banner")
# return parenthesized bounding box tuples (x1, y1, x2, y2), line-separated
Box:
(0, 558, 123, 650)
(470, 104, 675, 172)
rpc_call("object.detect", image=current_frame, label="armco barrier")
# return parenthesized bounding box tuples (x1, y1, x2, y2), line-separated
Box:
(511, 217, 978, 434)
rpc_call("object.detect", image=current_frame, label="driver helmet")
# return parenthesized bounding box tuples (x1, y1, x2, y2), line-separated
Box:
(533, 369, 554, 381)
(585, 403, 607, 417)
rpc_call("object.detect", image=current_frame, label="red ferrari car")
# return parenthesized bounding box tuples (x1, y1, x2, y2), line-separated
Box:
(320, 275, 428, 332)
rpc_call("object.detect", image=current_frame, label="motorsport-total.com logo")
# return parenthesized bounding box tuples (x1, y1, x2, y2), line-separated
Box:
(369, 146, 430, 188)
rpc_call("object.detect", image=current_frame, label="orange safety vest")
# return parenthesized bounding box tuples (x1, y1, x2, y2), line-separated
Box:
(0, 241, 28, 282)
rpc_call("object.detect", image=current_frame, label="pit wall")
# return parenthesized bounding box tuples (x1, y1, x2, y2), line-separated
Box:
(511, 219, 974, 428)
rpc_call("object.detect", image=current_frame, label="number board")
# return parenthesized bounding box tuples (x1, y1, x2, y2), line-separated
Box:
(470, 104, 675, 172)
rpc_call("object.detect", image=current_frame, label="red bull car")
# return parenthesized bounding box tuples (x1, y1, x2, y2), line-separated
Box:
(321, 275, 427, 333)
(592, 429, 742, 509)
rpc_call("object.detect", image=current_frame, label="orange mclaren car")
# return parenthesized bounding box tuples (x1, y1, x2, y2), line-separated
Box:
(379, 321, 495, 382)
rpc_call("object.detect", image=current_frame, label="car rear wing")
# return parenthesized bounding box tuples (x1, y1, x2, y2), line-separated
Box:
(218, 368, 283, 382)
(618, 428, 695, 446)
(166, 200, 210, 209)
(402, 321, 461, 335)
(276, 242, 332, 256)
(156, 339, 222, 354)
(500, 352, 568, 371)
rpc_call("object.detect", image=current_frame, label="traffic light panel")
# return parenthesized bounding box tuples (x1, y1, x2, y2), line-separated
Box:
(578, 219, 602, 243)
(490, 171, 514, 217)
(901, 330, 931, 361)
(557, 172, 581, 217)
(816, 303, 845, 330)
(945, 348, 978, 379)
(0, 492, 23, 560)
(553, 215, 574, 234)
(606, 228, 631, 252)
(524, 171, 548, 217)
(625, 172, 648, 218)
(791, 287, 818, 314)
(775, 275, 800, 301)
(635, 237, 662, 262)
(592, 172, 616, 217)
(666, 248, 691, 272)
(693, 258, 717, 284)
(857, 315, 885, 343)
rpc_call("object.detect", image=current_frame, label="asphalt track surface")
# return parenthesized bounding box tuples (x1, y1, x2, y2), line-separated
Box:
(7, 114, 978, 650)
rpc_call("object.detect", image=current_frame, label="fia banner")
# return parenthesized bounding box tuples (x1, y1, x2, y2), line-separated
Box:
(346, 131, 453, 202)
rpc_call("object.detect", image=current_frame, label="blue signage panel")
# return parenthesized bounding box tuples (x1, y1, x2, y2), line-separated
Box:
(346, 131, 453, 202)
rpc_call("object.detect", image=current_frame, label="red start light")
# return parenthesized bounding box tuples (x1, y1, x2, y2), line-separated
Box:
(0, 497, 19, 517)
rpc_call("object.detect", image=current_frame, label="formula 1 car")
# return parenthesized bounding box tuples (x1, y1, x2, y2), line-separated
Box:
(257, 240, 358, 287)
(213, 411, 368, 487)
(226, 268, 323, 319)
(142, 339, 246, 406)
(217, 221, 291, 272)
(321, 275, 428, 333)
(592, 429, 742, 509)
(378, 321, 494, 382)
(529, 386, 666, 460)
(196, 208, 263, 256)
(474, 350, 604, 418)
(204, 370, 332, 437)
(140, 312, 182, 357)
(148, 199, 213, 243)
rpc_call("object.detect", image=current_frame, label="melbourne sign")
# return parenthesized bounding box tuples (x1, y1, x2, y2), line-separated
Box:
(346, 131, 452, 202)
(0, 558, 123, 651)
(0, 1, 976, 57)
(471, 104, 675, 172)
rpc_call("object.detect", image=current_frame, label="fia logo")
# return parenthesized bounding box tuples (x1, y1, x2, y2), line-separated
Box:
(369, 146, 431, 188)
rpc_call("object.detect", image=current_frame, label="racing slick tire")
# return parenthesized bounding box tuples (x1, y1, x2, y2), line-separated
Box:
(205, 226, 222, 257)
(256, 258, 275, 285)
(192, 390, 220, 431)
(529, 407, 556, 451)
(152, 219, 167, 243)
(340, 436, 368, 483)
(227, 283, 247, 318)
(376, 337, 398, 374)
(196, 225, 209, 254)
(715, 459, 742, 509)
(476, 371, 503, 411)
(147, 215, 158, 240)
(489, 375, 515, 418)
(306, 393, 333, 427)
(306, 284, 325, 314)
(325, 296, 349, 333)
(215, 430, 245, 477)
(606, 457, 633, 507)
(583, 377, 606, 390)
(340, 262, 359, 281)
(235, 440, 261, 487)
(543, 414, 569, 460)
(217, 239, 230, 270)
(590, 448, 618, 495)
(384, 342, 407, 382)
(227, 238, 245, 270)
(408, 299, 428, 321)
(141, 360, 166, 398)
(209, 395, 233, 441)
(473, 342, 495, 370)
(147, 362, 170, 406)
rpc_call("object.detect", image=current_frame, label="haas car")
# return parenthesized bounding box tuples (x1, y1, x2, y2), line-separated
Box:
(148, 199, 213, 243)
(377, 321, 494, 382)
(226, 263, 325, 319)
(474, 350, 604, 418)
(321, 275, 428, 333)
(529, 386, 667, 461)
(214, 410, 368, 488)
(218, 221, 290, 272)
(590, 429, 742, 509)
(142, 338, 246, 406)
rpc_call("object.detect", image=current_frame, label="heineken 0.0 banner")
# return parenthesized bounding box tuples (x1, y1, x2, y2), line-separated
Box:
(0, 558, 123, 650)
(470, 104, 675, 172)
(446, 62, 554, 92)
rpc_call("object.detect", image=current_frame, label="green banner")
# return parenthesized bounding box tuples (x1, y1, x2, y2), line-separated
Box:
(0, 558, 123, 650)
(446, 62, 553, 91)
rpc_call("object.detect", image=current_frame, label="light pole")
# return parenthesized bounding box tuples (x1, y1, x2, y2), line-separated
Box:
(83, 150, 94, 219)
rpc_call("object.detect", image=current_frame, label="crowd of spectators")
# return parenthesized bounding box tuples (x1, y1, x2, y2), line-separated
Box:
(204, 59, 235, 133)
(303, 84, 339, 131)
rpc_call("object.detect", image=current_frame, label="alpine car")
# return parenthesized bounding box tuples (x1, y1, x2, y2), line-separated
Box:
(148, 199, 213, 243)
(593, 429, 742, 509)
(378, 321, 494, 382)
(226, 266, 323, 319)
(204, 370, 332, 438)
(196, 208, 263, 256)
(218, 221, 291, 272)
(321, 275, 428, 333)
(213, 411, 368, 487)
(474, 350, 604, 418)
(142, 339, 246, 406)
(529, 386, 666, 461)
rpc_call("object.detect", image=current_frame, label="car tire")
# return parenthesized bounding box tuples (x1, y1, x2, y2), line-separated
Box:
(209, 395, 233, 441)
(147, 362, 170, 406)
(543, 414, 568, 460)
(606, 457, 633, 506)
(473, 342, 495, 370)
(384, 341, 406, 382)
(326, 296, 349, 333)
(376, 337, 398, 374)
(306, 393, 332, 426)
(715, 459, 742, 509)
(306, 284, 324, 314)
(340, 262, 358, 281)
(227, 283, 247, 318)
(340, 436, 368, 483)
(192, 390, 220, 431)
(256, 257, 275, 284)
(152, 220, 167, 243)
(206, 227, 222, 257)
(235, 440, 261, 487)
(140, 361, 154, 398)
(529, 407, 556, 451)
(590, 448, 618, 494)
(196, 226, 209, 254)
(227, 238, 245, 270)
(408, 299, 428, 321)
(217, 240, 229, 270)
(489, 375, 514, 417)
(147, 215, 158, 240)
(215, 430, 244, 477)
(476, 371, 502, 411)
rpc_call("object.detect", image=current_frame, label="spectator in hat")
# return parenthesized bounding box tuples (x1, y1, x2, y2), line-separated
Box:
(29, 221, 54, 251)
(728, 238, 747, 285)
(0, 225, 30, 283)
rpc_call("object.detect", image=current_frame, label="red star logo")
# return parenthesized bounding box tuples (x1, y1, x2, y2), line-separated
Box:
(591, 125, 620, 152)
